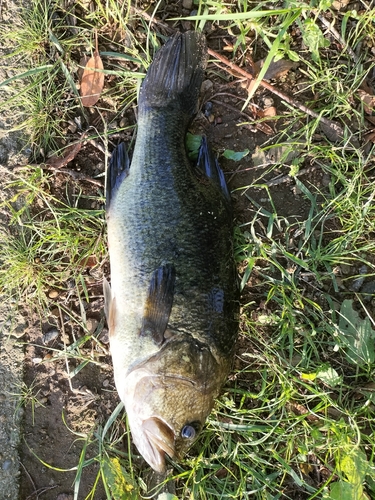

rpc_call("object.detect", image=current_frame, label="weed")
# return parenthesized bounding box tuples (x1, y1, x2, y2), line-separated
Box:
(8, 379, 45, 426)
(0, 167, 106, 309)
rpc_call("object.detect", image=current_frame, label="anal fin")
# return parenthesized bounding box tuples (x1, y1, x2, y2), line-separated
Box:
(141, 264, 176, 346)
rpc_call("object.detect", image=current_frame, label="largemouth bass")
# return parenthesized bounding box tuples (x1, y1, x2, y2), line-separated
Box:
(104, 31, 239, 473)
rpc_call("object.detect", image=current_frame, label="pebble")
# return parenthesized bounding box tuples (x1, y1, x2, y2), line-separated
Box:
(360, 280, 375, 301)
(102, 379, 109, 387)
(48, 290, 59, 299)
(56, 494, 74, 500)
(32, 358, 43, 364)
(201, 79, 213, 96)
(50, 308, 60, 317)
(43, 328, 59, 344)
(99, 329, 109, 344)
(67, 121, 77, 134)
(349, 265, 368, 292)
(2, 460, 12, 471)
(86, 318, 99, 334)
(182, 0, 193, 8)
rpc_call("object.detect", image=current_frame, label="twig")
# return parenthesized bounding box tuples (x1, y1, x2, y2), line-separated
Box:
(25, 485, 58, 500)
(207, 48, 346, 139)
(20, 461, 36, 494)
(42, 164, 103, 187)
(130, 5, 174, 34)
(318, 14, 358, 63)
(20, 462, 58, 500)
(265, 166, 319, 187)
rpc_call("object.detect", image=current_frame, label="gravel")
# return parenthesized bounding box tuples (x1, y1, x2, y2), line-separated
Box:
(0, 0, 31, 498)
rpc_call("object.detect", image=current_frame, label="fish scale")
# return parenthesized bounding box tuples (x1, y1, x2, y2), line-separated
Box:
(104, 31, 239, 473)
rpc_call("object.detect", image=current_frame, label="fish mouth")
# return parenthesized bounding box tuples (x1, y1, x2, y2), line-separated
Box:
(141, 417, 175, 473)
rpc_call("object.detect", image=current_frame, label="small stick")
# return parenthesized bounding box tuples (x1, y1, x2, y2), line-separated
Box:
(208, 48, 345, 138)
(130, 5, 174, 34)
(265, 166, 319, 187)
(318, 14, 358, 63)
(42, 164, 103, 187)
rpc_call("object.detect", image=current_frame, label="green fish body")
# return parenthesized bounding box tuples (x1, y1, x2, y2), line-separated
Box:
(105, 32, 239, 472)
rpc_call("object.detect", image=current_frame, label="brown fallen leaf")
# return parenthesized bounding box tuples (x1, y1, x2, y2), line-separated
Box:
(364, 130, 375, 144)
(254, 57, 298, 81)
(262, 106, 277, 117)
(45, 139, 84, 169)
(80, 32, 104, 107)
(365, 115, 375, 126)
(358, 89, 375, 115)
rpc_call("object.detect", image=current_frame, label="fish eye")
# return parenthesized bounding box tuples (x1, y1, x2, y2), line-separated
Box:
(181, 425, 196, 439)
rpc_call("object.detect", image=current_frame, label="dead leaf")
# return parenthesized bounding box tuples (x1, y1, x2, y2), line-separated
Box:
(80, 32, 104, 107)
(45, 139, 84, 169)
(262, 106, 277, 117)
(77, 55, 90, 81)
(358, 89, 375, 115)
(365, 115, 375, 126)
(254, 58, 298, 80)
(364, 130, 375, 144)
(78, 255, 98, 268)
(254, 122, 275, 135)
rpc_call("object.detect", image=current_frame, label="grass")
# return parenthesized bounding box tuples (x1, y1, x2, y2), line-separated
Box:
(1, 0, 375, 499)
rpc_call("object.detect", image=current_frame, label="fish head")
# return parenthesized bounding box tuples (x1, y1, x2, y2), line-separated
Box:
(117, 337, 227, 473)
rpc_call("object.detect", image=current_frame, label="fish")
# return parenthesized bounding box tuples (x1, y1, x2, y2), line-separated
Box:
(104, 31, 239, 473)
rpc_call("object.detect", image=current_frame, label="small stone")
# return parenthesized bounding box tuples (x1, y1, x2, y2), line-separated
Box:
(56, 494, 74, 500)
(182, 0, 193, 8)
(86, 318, 99, 334)
(43, 328, 59, 344)
(119, 117, 128, 128)
(36, 397, 48, 407)
(200, 79, 213, 95)
(48, 289, 59, 299)
(262, 97, 274, 108)
(2, 460, 12, 471)
(67, 122, 77, 134)
(340, 264, 351, 275)
(99, 329, 109, 344)
(102, 379, 109, 387)
(181, 20, 192, 31)
(32, 357, 43, 364)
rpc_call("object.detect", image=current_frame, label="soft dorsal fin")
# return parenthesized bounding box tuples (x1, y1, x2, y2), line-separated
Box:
(140, 264, 176, 346)
(106, 143, 130, 211)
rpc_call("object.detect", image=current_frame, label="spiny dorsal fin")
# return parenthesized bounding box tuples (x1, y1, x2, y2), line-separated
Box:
(140, 264, 176, 346)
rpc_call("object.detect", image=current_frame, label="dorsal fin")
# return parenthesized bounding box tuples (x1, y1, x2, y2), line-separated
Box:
(140, 264, 176, 346)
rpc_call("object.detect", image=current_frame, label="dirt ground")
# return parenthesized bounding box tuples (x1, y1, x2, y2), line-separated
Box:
(1, 2, 372, 500)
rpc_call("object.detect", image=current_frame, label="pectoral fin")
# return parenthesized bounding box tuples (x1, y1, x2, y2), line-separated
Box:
(141, 264, 176, 346)
(103, 277, 116, 336)
(196, 136, 230, 201)
(106, 143, 130, 211)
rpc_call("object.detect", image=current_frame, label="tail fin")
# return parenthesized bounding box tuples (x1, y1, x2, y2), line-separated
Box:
(139, 32, 207, 116)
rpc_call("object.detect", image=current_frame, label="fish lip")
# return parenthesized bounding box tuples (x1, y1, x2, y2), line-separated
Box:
(141, 417, 175, 473)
